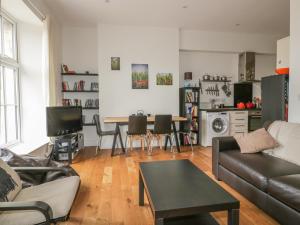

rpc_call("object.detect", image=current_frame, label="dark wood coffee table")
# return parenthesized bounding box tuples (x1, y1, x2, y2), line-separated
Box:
(139, 160, 240, 225)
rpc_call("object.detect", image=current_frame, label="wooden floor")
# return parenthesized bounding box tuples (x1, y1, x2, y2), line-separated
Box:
(60, 146, 279, 225)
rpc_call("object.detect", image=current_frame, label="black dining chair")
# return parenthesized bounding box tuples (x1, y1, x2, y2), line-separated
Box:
(125, 115, 148, 154)
(94, 114, 119, 155)
(148, 115, 174, 154)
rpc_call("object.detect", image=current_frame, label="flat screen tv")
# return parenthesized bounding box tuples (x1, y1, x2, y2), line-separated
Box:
(46, 106, 83, 137)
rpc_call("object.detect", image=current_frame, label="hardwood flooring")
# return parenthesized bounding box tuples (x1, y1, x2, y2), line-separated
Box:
(60, 146, 279, 225)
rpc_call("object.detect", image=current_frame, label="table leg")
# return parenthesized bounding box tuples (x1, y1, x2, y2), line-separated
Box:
(111, 124, 118, 157)
(172, 121, 181, 153)
(228, 209, 239, 225)
(139, 171, 144, 206)
(117, 124, 125, 153)
(155, 218, 164, 225)
(164, 135, 169, 150)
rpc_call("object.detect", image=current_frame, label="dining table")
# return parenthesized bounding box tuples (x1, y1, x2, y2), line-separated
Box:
(103, 116, 188, 156)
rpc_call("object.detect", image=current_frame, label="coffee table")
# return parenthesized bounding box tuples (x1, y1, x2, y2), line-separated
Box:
(139, 160, 240, 225)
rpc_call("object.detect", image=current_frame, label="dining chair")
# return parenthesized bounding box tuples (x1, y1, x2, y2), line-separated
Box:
(148, 115, 174, 154)
(125, 115, 148, 154)
(93, 114, 119, 155)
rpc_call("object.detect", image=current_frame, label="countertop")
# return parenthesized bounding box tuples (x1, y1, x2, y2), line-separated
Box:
(199, 107, 261, 112)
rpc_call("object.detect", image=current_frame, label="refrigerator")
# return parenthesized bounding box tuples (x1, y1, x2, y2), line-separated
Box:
(261, 75, 289, 124)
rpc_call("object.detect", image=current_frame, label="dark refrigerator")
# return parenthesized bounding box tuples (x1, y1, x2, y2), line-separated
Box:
(261, 75, 289, 124)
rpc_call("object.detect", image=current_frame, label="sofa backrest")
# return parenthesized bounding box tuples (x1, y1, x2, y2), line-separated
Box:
(265, 121, 300, 166)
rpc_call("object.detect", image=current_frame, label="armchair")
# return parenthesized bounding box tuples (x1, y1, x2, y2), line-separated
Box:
(0, 164, 80, 225)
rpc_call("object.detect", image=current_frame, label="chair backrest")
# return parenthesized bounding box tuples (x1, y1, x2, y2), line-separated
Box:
(153, 114, 172, 134)
(128, 115, 147, 135)
(93, 114, 102, 135)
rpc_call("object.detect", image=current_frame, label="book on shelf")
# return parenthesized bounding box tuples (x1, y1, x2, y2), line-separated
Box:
(185, 105, 198, 117)
(183, 132, 197, 145)
(62, 99, 82, 107)
(73, 80, 85, 91)
(62, 81, 70, 91)
(190, 118, 198, 131)
(85, 99, 99, 108)
(91, 82, 99, 91)
(185, 90, 198, 103)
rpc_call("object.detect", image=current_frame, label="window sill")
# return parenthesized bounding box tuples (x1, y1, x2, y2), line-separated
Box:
(8, 140, 49, 155)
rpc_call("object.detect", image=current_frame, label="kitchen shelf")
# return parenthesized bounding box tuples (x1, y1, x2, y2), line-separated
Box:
(62, 90, 98, 93)
(82, 107, 99, 110)
(61, 73, 98, 76)
(202, 80, 231, 83)
(83, 123, 96, 126)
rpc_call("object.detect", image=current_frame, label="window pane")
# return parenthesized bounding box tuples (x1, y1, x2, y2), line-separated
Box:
(0, 66, 3, 105)
(4, 67, 16, 105)
(3, 18, 14, 58)
(0, 106, 5, 145)
(0, 16, 2, 55)
(6, 106, 17, 143)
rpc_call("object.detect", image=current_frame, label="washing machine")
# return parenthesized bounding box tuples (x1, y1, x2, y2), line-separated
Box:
(201, 111, 230, 147)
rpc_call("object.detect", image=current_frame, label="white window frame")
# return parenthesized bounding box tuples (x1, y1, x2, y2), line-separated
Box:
(0, 10, 21, 147)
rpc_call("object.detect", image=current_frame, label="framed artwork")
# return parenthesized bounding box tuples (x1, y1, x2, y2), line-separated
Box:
(132, 64, 149, 89)
(111, 57, 120, 70)
(156, 73, 173, 85)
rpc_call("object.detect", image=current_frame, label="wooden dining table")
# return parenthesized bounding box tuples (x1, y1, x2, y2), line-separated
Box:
(103, 116, 187, 156)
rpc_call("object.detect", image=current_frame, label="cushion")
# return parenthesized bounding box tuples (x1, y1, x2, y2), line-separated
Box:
(268, 174, 300, 212)
(219, 150, 300, 191)
(265, 121, 300, 166)
(0, 158, 22, 201)
(0, 176, 80, 225)
(234, 128, 279, 154)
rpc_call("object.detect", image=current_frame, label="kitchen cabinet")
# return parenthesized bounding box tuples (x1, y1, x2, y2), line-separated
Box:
(277, 36, 290, 69)
(229, 111, 248, 135)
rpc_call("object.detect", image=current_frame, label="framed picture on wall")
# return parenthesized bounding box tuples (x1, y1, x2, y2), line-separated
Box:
(132, 64, 149, 89)
(156, 73, 173, 85)
(111, 57, 120, 70)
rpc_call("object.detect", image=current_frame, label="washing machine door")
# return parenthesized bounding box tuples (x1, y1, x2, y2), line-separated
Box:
(211, 117, 228, 135)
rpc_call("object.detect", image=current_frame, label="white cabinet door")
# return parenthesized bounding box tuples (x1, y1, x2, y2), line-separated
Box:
(277, 36, 290, 69)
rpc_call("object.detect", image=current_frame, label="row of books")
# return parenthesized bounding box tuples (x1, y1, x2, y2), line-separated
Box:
(189, 118, 198, 131)
(62, 81, 99, 91)
(185, 105, 198, 117)
(62, 98, 99, 108)
(185, 91, 198, 103)
(183, 132, 198, 145)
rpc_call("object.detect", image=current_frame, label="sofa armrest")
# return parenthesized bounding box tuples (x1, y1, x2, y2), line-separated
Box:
(212, 136, 240, 180)
(12, 167, 70, 175)
(0, 201, 53, 225)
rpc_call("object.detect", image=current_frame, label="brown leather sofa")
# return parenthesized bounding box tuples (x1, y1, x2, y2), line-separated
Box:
(212, 136, 300, 225)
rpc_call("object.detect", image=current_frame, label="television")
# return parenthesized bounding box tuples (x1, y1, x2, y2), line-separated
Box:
(46, 106, 83, 137)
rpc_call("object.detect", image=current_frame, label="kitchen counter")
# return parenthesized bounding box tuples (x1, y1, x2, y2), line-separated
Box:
(199, 108, 261, 112)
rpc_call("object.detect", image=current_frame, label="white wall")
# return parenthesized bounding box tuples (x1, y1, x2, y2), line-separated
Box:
(62, 27, 99, 146)
(98, 24, 179, 148)
(180, 30, 283, 54)
(289, 0, 300, 122)
(179, 51, 239, 107)
(16, 22, 48, 154)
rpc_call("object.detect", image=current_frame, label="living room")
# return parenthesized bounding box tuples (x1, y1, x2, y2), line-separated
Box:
(0, 0, 299, 225)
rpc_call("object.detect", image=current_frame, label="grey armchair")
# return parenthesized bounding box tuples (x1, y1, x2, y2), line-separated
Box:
(0, 165, 80, 225)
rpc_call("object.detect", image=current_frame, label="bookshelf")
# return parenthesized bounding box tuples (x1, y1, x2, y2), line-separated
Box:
(61, 72, 99, 126)
(179, 87, 200, 146)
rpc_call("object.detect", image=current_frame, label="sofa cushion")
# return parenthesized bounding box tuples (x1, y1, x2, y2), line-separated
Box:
(0, 176, 80, 225)
(268, 174, 300, 212)
(219, 150, 300, 191)
(266, 121, 300, 166)
(0, 158, 22, 201)
(234, 128, 279, 154)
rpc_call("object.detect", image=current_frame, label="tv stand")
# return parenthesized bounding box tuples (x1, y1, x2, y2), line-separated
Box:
(52, 133, 84, 164)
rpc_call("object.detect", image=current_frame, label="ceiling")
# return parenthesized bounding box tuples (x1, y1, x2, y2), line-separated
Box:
(2, 0, 42, 25)
(40, 0, 289, 35)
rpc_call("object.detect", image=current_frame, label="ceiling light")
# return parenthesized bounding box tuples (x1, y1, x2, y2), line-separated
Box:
(182, 5, 188, 9)
(105, 0, 110, 3)
(235, 23, 240, 26)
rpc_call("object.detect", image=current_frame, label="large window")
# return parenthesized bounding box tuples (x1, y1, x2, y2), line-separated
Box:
(0, 11, 20, 146)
